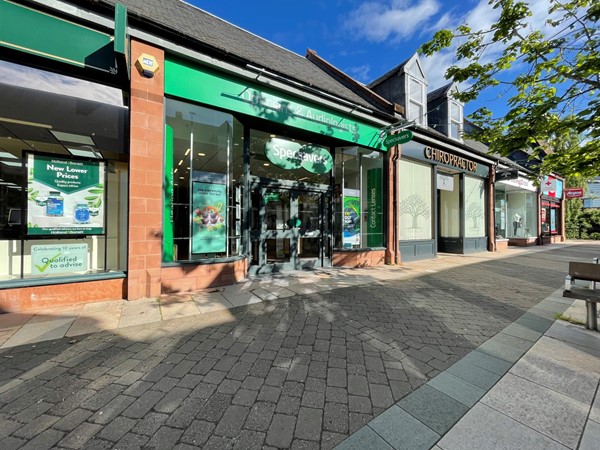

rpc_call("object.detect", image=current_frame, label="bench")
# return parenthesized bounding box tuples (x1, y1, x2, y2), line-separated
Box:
(563, 260, 600, 331)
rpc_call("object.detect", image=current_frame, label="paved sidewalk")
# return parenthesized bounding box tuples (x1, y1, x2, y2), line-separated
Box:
(336, 290, 600, 450)
(0, 244, 564, 349)
(0, 241, 598, 450)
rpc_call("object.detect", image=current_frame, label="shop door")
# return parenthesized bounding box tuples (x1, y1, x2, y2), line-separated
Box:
(250, 185, 330, 274)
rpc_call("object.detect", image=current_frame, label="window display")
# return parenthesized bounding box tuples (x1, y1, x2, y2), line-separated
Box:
(163, 99, 243, 262)
(0, 60, 127, 282)
(399, 160, 432, 240)
(334, 147, 384, 248)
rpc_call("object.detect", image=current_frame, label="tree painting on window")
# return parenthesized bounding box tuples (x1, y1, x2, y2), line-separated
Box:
(465, 201, 484, 229)
(400, 194, 431, 230)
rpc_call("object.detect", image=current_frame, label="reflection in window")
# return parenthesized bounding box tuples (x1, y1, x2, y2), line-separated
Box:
(439, 173, 460, 237)
(334, 147, 384, 248)
(464, 176, 486, 237)
(0, 60, 128, 282)
(163, 99, 243, 261)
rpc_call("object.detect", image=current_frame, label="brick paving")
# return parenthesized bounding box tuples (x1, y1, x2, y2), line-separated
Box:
(0, 244, 598, 449)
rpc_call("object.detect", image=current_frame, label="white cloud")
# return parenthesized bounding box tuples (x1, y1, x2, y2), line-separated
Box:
(343, 0, 441, 43)
(0, 60, 125, 107)
(347, 64, 371, 83)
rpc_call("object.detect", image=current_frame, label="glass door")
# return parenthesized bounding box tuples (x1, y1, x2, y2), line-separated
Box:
(250, 184, 329, 274)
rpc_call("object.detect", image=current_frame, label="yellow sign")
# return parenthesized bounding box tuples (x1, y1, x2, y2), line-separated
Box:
(135, 53, 159, 78)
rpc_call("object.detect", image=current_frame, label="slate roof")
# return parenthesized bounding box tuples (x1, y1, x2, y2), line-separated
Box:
(94, 0, 387, 115)
(427, 83, 453, 102)
(366, 56, 411, 89)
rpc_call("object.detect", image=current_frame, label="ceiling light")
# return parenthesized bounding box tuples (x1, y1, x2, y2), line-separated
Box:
(0, 161, 22, 167)
(270, 134, 277, 138)
(178, 160, 183, 166)
(197, 152, 206, 157)
(0, 150, 18, 159)
(263, 163, 270, 166)
(184, 148, 191, 156)
(50, 130, 94, 145)
(0, 117, 52, 129)
(68, 148, 102, 159)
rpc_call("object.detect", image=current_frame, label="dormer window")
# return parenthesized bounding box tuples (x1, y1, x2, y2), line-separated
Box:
(449, 100, 462, 140)
(408, 76, 426, 125)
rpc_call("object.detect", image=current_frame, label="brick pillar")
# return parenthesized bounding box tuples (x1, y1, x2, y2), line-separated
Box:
(127, 40, 165, 299)
(385, 145, 399, 264)
(488, 165, 496, 251)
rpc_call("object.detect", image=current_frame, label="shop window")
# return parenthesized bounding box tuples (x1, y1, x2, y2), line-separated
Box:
(439, 173, 460, 237)
(249, 130, 331, 186)
(334, 147, 384, 248)
(542, 200, 560, 235)
(0, 60, 128, 282)
(507, 192, 538, 238)
(399, 159, 432, 240)
(464, 176, 486, 237)
(163, 99, 243, 262)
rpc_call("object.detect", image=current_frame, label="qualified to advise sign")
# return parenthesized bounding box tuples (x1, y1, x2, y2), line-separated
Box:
(31, 243, 88, 275)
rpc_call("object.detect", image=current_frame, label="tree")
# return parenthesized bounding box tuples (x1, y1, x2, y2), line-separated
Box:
(420, 0, 600, 179)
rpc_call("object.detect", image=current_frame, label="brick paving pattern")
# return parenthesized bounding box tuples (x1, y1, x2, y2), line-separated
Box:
(0, 245, 597, 449)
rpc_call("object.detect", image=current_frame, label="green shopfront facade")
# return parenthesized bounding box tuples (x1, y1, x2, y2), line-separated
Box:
(162, 57, 389, 280)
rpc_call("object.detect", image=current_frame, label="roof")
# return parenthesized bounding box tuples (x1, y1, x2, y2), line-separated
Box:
(366, 56, 411, 89)
(305, 49, 396, 115)
(95, 0, 380, 112)
(427, 83, 454, 102)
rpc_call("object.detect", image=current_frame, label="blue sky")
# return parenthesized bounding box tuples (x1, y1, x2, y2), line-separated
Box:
(188, 0, 512, 118)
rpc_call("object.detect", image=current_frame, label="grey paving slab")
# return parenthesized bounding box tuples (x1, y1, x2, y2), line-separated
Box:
(1, 316, 75, 348)
(509, 336, 600, 404)
(426, 371, 486, 408)
(397, 385, 469, 435)
(458, 350, 512, 377)
(515, 312, 555, 334)
(367, 405, 440, 450)
(334, 426, 394, 450)
(481, 373, 588, 448)
(445, 358, 502, 391)
(591, 391, 600, 423)
(579, 419, 600, 450)
(545, 321, 600, 354)
(500, 322, 544, 342)
(437, 403, 570, 450)
(476, 331, 534, 363)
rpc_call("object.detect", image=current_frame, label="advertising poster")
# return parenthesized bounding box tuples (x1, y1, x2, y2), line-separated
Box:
(367, 168, 383, 247)
(31, 243, 88, 276)
(192, 173, 227, 254)
(343, 189, 360, 248)
(26, 153, 105, 236)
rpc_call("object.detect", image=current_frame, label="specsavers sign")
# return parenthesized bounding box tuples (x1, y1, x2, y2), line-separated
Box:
(264, 138, 333, 174)
(165, 58, 386, 150)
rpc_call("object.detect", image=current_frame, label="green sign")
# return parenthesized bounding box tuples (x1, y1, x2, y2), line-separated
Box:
(165, 58, 386, 150)
(0, 0, 120, 75)
(192, 179, 227, 254)
(367, 168, 383, 247)
(31, 243, 88, 275)
(27, 153, 105, 236)
(383, 130, 413, 148)
(264, 138, 333, 174)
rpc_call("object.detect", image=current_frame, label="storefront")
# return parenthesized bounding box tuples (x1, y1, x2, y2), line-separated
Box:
(494, 173, 538, 246)
(398, 139, 492, 261)
(161, 58, 389, 285)
(540, 175, 565, 244)
(0, 1, 129, 310)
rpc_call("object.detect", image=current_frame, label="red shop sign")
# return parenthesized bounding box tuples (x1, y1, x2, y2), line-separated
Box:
(565, 187, 584, 199)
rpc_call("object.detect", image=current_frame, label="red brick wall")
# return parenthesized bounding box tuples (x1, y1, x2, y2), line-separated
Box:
(161, 259, 248, 294)
(333, 250, 386, 268)
(0, 279, 125, 313)
(127, 40, 165, 299)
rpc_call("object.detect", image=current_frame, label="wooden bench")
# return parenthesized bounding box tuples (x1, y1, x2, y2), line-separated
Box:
(563, 261, 600, 331)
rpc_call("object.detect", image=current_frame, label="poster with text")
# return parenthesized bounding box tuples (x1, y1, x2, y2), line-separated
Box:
(26, 153, 105, 236)
(192, 179, 227, 254)
(367, 168, 383, 247)
(343, 189, 360, 248)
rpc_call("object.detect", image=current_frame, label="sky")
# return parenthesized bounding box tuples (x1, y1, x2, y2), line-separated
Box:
(188, 0, 556, 120)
